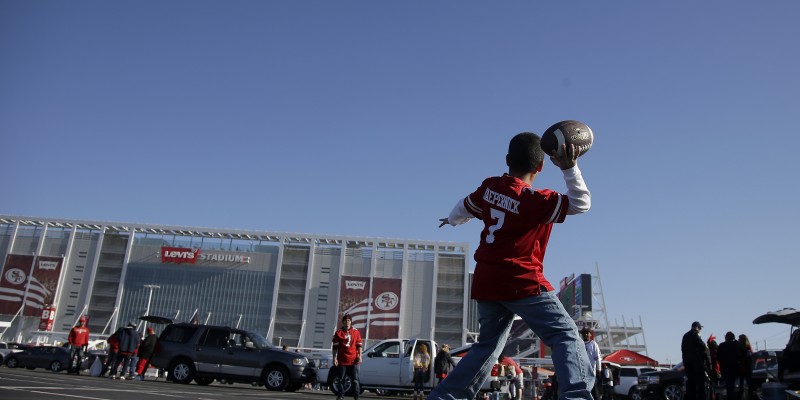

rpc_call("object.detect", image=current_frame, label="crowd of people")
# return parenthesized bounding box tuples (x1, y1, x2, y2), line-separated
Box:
(682, 321, 756, 400)
(66, 317, 159, 381)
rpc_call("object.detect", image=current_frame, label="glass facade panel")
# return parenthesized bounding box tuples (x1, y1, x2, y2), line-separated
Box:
(119, 263, 275, 335)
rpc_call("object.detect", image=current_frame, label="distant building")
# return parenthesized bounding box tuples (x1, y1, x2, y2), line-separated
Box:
(0, 215, 470, 348)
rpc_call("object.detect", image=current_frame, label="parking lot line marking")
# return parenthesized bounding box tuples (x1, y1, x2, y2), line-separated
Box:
(2, 387, 113, 400)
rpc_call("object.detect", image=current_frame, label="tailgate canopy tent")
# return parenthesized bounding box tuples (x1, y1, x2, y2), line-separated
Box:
(603, 349, 658, 366)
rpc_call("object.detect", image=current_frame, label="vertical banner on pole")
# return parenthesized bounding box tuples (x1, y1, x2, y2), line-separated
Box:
(39, 306, 56, 331)
(0, 255, 64, 316)
(338, 276, 371, 330)
(0, 255, 35, 315)
(337, 276, 401, 340)
(367, 277, 401, 339)
(24, 256, 64, 317)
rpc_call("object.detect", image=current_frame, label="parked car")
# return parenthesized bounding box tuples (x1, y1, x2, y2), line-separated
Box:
(636, 363, 685, 400)
(615, 365, 662, 399)
(753, 307, 800, 388)
(0, 341, 30, 365)
(148, 322, 314, 391)
(5, 345, 72, 372)
(317, 338, 505, 397)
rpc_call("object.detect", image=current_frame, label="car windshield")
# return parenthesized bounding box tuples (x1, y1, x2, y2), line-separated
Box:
(247, 331, 271, 349)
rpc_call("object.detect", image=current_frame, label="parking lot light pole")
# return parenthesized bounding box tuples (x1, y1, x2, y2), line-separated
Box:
(143, 284, 161, 332)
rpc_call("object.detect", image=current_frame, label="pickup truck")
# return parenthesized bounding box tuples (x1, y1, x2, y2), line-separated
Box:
(636, 363, 685, 400)
(317, 338, 504, 397)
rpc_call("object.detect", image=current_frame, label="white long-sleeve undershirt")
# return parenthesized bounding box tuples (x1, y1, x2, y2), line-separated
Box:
(447, 165, 590, 226)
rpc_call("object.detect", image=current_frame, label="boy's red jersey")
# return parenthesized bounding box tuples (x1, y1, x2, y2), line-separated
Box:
(332, 326, 363, 366)
(465, 174, 569, 301)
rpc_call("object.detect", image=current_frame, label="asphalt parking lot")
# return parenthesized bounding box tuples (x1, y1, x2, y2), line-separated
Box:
(0, 368, 409, 400)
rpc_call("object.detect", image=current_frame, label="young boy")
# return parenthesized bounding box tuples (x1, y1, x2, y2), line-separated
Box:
(430, 132, 594, 400)
(332, 314, 363, 400)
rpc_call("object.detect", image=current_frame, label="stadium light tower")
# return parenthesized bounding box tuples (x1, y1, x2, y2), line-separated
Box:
(143, 284, 161, 333)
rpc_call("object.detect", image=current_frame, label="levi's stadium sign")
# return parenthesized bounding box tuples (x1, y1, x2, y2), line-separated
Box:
(198, 252, 251, 263)
(160, 247, 251, 264)
(161, 247, 200, 264)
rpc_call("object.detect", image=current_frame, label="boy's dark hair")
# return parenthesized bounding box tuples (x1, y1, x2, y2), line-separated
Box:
(507, 132, 545, 173)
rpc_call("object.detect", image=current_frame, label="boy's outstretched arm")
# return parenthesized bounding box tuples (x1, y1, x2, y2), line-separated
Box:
(551, 143, 591, 215)
(439, 198, 473, 228)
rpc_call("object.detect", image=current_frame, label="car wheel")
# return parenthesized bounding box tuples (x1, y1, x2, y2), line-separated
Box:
(6, 357, 18, 368)
(327, 371, 353, 396)
(663, 384, 683, 400)
(169, 359, 195, 384)
(327, 370, 338, 394)
(262, 365, 290, 391)
(50, 360, 63, 372)
(194, 377, 214, 386)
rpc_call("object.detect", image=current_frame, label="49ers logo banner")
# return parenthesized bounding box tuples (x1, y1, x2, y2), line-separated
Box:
(338, 276, 401, 340)
(161, 247, 200, 264)
(0, 255, 64, 316)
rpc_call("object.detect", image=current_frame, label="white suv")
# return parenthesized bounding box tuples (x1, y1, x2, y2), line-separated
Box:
(614, 365, 662, 399)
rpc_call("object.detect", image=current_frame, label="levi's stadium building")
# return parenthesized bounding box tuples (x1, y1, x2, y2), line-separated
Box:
(0, 215, 471, 349)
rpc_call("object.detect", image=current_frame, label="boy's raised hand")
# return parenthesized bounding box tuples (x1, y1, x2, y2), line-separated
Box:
(550, 143, 580, 170)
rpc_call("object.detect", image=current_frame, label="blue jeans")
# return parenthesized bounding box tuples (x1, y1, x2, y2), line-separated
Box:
(69, 345, 85, 372)
(334, 364, 360, 399)
(414, 368, 427, 392)
(427, 292, 594, 400)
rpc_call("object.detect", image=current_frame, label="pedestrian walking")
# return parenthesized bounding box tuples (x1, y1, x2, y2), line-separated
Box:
(332, 314, 362, 400)
(134, 327, 158, 381)
(717, 332, 739, 400)
(67, 316, 90, 374)
(581, 327, 602, 400)
(682, 321, 712, 400)
(413, 343, 431, 400)
(434, 344, 456, 385)
(102, 331, 119, 377)
(109, 321, 140, 380)
(738, 334, 753, 400)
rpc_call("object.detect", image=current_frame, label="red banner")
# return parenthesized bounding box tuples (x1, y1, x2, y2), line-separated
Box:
(369, 277, 401, 339)
(337, 276, 402, 340)
(0, 255, 63, 316)
(338, 276, 371, 331)
(161, 247, 200, 264)
(39, 306, 56, 331)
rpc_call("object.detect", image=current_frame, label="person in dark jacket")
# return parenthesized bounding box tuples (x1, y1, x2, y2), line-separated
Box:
(716, 332, 740, 400)
(434, 344, 456, 384)
(134, 327, 158, 381)
(682, 321, 712, 400)
(109, 321, 141, 380)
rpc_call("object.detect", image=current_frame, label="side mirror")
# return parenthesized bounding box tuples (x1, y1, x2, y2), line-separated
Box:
(245, 341, 255, 349)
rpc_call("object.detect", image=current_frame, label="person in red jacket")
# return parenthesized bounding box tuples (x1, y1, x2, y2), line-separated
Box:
(134, 327, 158, 380)
(332, 314, 362, 400)
(68, 316, 90, 374)
(102, 331, 120, 377)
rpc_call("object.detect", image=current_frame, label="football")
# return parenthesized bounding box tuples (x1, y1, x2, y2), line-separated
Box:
(540, 120, 594, 157)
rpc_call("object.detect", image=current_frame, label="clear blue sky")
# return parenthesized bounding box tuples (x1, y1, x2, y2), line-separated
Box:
(2, 1, 798, 364)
